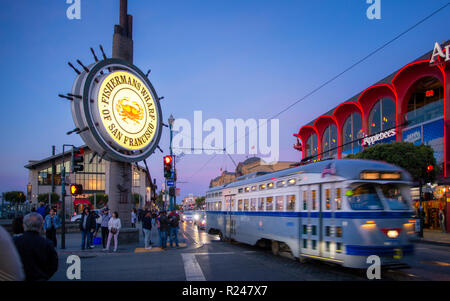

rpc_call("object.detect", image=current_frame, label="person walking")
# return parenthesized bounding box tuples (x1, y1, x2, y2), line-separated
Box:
(159, 211, 170, 249)
(100, 208, 111, 250)
(79, 207, 96, 250)
(142, 211, 152, 249)
(168, 210, 180, 248)
(106, 211, 121, 252)
(36, 202, 46, 219)
(13, 213, 58, 281)
(43, 208, 61, 248)
(131, 209, 137, 228)
(439, 208, 446, 233)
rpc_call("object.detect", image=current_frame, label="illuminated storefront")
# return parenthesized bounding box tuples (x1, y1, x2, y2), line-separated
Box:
(25, 146, 151, 212)
(294, 40, 450, 231)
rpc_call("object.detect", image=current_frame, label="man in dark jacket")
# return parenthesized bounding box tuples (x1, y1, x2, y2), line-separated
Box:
(142, 211, 153, 249)
(159, 211, 170, 249)
(79, 207, 97, 250)
(13, 212, 58, 281)
(168, 210, 180, 248)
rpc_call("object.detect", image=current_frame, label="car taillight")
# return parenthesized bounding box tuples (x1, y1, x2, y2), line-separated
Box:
(380, 228, 401, 238)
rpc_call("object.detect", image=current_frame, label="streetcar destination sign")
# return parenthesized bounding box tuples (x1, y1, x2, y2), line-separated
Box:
(70, 58, 163, 162)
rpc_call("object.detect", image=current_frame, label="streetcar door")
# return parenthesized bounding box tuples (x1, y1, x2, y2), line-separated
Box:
(321, 183, 335, 259)
(224, 194, 235, 239)
(301, 184, 320, 257)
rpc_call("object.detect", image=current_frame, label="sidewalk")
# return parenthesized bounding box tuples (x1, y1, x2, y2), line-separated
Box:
(414, 229, 450, 247)
(56, 222, 190, 256)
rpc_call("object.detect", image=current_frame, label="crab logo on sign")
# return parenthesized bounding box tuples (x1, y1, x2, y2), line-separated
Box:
(70, 58, 163, 162)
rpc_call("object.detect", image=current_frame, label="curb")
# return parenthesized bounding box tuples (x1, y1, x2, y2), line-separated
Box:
(412, 239, 450, 247)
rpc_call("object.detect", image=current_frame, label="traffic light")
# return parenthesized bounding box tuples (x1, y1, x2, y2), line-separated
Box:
(163, 155, 173, 178)
(425, 164, 434, 183)
(70, 184, 83, 195)
(71, 147, 84, 173)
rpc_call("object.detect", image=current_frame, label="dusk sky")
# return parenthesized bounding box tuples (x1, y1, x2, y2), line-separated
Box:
(0, 0, 449, 202)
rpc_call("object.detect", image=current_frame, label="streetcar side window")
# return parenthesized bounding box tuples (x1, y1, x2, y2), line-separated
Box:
(238, 200, 243, 211)
(218, 201, 222, 211)
(325, 189, 331, 210)
(258, 197, 265, 211)
(303, 191, 307, 210)
(335, 188, 342, 210)
(231, 200, 235, 211)
(287, 195, 296, 211)
(312, 190, 317, 210)
(276, 196, 284, 211)
(250, 198, 257, 211)
(244, 199, 249, 211)
(266, 197, 274, 211)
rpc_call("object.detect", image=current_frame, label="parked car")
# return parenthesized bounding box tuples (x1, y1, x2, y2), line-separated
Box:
(181, 211, 195, 222)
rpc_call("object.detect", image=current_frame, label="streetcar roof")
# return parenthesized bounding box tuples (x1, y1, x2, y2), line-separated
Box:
(206, 159, 411, 192)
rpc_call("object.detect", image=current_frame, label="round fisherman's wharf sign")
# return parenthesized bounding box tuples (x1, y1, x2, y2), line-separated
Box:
(97, 71, 157, 151)
(70, 58, 163, 162)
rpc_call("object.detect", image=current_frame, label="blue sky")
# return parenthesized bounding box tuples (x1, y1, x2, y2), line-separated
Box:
(0, 0, 449, 201)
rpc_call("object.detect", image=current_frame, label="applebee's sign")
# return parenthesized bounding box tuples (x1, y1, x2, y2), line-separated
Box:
(430, 42, 450, 64)
(362, 129, 396, 146)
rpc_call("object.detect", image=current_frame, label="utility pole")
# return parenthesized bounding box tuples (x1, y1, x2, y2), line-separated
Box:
(168, 115, 175, 211)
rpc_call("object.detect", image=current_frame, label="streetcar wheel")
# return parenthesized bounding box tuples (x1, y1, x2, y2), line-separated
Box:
(271, 240, 280, 256)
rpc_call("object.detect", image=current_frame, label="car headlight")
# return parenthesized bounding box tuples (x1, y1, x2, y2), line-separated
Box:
(194, 214, 200, 220)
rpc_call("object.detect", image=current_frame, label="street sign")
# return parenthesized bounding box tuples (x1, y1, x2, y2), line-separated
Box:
(167, 180, 175, 187)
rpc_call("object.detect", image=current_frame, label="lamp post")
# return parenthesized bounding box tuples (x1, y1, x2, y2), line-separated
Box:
(168, 114, 175, 211)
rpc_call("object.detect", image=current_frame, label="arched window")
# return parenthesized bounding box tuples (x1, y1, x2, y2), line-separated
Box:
(368, 98, 396, 135)
(342, 112, 363, 156)
(406, 76, 444, 127)
(321, 124, 337, 159)
(305, 134, 318, 158)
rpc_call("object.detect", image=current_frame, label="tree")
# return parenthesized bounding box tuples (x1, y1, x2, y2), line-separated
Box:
(346, 142, 438, 182)
(155, 190, 164, 210)
(195, 196, 206, 210)
(37, 192, 60, 204)
(2, 191, 26, 204)
(88, 193, 108, 209)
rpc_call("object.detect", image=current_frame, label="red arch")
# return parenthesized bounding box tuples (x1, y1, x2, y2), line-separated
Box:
(295, 125, 319, 159)
(314, 115, 339, 159)
(356, 84, 398, 136)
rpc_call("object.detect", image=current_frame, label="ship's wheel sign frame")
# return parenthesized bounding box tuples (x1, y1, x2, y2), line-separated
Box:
(71, 58, 163, 162)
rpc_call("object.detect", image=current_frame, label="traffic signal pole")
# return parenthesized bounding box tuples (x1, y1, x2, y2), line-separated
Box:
(61, 143, 74, 249)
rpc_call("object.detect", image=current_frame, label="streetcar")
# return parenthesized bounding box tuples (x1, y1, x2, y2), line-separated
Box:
(205, 159, 416, 268)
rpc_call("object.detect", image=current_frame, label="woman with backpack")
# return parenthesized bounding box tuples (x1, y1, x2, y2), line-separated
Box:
(106, 211, 121, 252)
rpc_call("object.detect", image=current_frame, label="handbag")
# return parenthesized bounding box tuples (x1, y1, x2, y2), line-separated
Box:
(111, 227, 118, 234)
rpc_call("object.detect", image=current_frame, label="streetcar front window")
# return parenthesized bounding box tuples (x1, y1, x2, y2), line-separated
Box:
(380, 184, 409, 210)
(347, 184, 383, 210)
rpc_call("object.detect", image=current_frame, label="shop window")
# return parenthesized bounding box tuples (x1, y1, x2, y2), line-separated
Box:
(342, 112, 363, 156)
(305, 133, 318, 158)
(368, 98, 396, 135)
(406, 76, 444, 127)
(321, 124, 337, 159)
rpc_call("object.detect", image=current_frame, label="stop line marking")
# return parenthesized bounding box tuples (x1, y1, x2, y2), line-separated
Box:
(181, 252, 236, 281)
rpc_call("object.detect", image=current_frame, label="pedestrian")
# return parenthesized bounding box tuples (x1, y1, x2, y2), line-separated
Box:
(94, 209, 103, 242)
(159, 210, 170, 249)
(89, 209, 100, 248)
(11, 215, 24, 238)
(43, 208, 61, 248)
(131, 208, 137, 228)
(142, 211, 152, 249)
(439, 208, 446, 233)
(13, 212, 58, 281)
(36, 202, 46, 219)
(168, 210, 180, 248)
(100, 208, 111, 250)
(0, 225, 24, 281)
(106, 211, 121, 252)
(79, 207, 96, 250)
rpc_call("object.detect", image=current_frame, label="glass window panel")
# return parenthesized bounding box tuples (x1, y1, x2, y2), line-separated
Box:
(276, 196, 284, 211)
(266, 197, 273, 211)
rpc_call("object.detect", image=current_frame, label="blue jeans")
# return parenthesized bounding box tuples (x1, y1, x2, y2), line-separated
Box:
(169, 227, 179, 247)
(81, 230, 92, 249)
(159, 230, 168, 248)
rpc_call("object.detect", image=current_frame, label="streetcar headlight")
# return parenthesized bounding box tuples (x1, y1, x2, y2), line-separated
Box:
(194, 214, 200, 220)
(201, 219, 206, 225)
